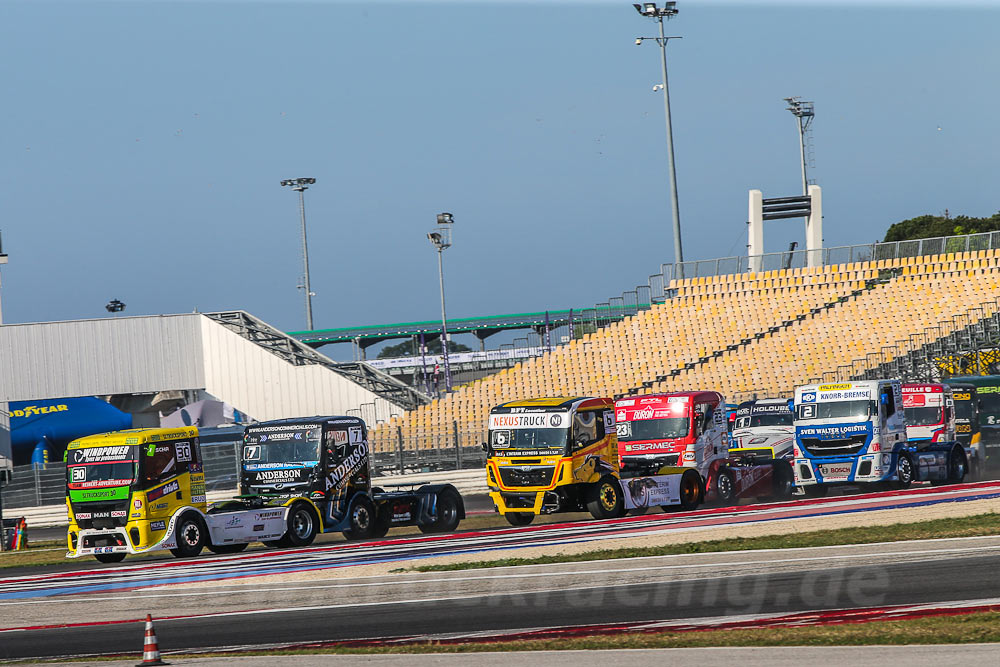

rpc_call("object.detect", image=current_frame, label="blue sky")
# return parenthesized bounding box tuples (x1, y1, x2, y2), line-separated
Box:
(1, 1, 997, 359)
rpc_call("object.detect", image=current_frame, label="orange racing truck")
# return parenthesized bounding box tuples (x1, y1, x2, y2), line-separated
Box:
(484, 397, 703, 525)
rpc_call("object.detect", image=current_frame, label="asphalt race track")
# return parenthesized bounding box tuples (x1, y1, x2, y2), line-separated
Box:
(1, 481, 999, 660)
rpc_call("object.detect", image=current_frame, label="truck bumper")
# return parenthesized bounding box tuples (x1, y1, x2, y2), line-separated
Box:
(793, 455, 892, 486)
(489, 490, 550, 515)
(68, 526, 175, 558)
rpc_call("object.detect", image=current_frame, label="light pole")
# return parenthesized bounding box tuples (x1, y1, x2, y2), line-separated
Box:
(280, 177, 317, 330)
(784, 97, 815, 195)
(427, 213, 454, 394)
(635, 2, 684, 270)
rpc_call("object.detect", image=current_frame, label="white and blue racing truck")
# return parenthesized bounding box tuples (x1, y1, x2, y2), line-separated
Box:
(792, 380, 968, 496)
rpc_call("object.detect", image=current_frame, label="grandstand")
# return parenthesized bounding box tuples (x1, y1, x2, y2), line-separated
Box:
(371, 246, 1000, 454)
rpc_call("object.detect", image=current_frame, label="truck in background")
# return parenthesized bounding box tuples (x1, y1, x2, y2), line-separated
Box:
(944, 376, 1000, 474)
(901, 383, 956, 444)
(944, 383, 984, 480)
(616, 392, 793, 506)
(67, 419, 464, 564)
(793, 380, 967, 495)
(484, 397, 702, 525)
(729, 398, 795, 461)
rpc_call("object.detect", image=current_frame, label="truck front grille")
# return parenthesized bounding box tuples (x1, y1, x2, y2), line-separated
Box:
(71, 502, 130, 529)
(497, 466, 556, 488)
(799, 435, 868, 457)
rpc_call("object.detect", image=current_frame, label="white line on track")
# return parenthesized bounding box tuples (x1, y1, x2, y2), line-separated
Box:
(3, 540, 999, 610)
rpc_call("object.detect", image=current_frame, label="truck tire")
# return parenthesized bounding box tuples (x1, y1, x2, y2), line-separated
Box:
(419, 488, 462, 534)
(505, 512, 534, 526)
(932, 446, 968, 486)
(768, 459, 795, 501)
(803, 484, 828, 498)
(95, 552, 127, 564)
(714, 469, 737, 506)
(207, 543, 249, 555)
(894, 452, 914, 489)
(170, 513, 206, 558)
(342, 495, 377, 541)
(587, 475, 624, 519)
(285, 503, 319, 547)
(676, 469, 703, 511)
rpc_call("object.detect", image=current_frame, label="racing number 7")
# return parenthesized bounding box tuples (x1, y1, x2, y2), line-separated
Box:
(243, 445, 261, 460)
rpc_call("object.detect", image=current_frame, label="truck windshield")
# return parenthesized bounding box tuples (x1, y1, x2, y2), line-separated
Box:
(953, 398, 976, 422)
(66, 446, 139, 489)
(618, 417, 689, 441)
(797, 400, 874, 421)
(904, 406, 943, 426)
(490, 428, 569, 451)
(244, 428, 321, 464)
(736, 413, 793, 429)
(978, 393, 1000, 426)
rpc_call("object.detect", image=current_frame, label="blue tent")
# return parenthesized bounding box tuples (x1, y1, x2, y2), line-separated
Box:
(10, 397, 132, 466)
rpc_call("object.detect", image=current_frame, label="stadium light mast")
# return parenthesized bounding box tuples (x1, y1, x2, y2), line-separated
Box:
(280, 177, 317, 331)
(427, 213, 454, 394)
(634, 2, 684, 270)
(784, 97, 815, 195)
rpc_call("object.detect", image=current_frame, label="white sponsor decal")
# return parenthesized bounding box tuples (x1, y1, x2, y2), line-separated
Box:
(489, 412, 570, 430)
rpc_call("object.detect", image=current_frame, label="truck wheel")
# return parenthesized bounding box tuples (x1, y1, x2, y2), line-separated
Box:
(95, 552, 126, 564)
(587, 475, 624, 519)
(677, 469, 703, 511)
(505, 512, 534, 526)
(714, 469, 737, 506)
(285, 503, 319, 547)
(419, 488, 462, 534)
(342, 495, 377, 541)
(804, 484, 828, 498)
(207, 543, 249, 555)
(933, 446, 968, 486)
(895, 453, 914, 489)
(169, 513, 206, 558)
(768, 460, 794, 501)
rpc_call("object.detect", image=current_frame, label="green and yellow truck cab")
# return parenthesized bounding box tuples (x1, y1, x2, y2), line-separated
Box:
(66, 427, 208, 563)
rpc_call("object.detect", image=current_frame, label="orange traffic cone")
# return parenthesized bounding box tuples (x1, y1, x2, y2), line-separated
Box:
(135, 613, 169, 666)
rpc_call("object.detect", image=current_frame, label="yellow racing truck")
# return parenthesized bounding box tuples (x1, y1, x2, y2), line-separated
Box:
(65, 427, 223, 563)
(484, 397, 703, 526)
(67, 421, 464, 564)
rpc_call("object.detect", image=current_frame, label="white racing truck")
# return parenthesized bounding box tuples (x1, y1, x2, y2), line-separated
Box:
(729, 398, 795, 461)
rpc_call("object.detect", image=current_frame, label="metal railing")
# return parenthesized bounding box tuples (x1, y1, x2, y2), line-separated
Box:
(654, 231, 1000, 283)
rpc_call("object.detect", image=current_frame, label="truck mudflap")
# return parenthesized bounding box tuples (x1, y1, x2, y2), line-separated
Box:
(621, 468, 692, 510)
(68, 505, 196, 558)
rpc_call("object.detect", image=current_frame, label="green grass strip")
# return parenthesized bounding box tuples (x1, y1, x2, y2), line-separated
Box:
(410, 511, 1000, 572)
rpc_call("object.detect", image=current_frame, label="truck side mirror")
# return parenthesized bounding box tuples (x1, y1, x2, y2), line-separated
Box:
(481, 442, 490, 454)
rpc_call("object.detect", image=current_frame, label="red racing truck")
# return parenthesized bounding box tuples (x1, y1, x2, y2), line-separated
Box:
(616, 392, 793, 505)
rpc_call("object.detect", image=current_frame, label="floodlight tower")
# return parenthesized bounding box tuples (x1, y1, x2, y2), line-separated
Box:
(280, 177, 317, 331)
(784, 97, 815, 195)
(634, 2, 684, 268)
(427, 213, 454, 394)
